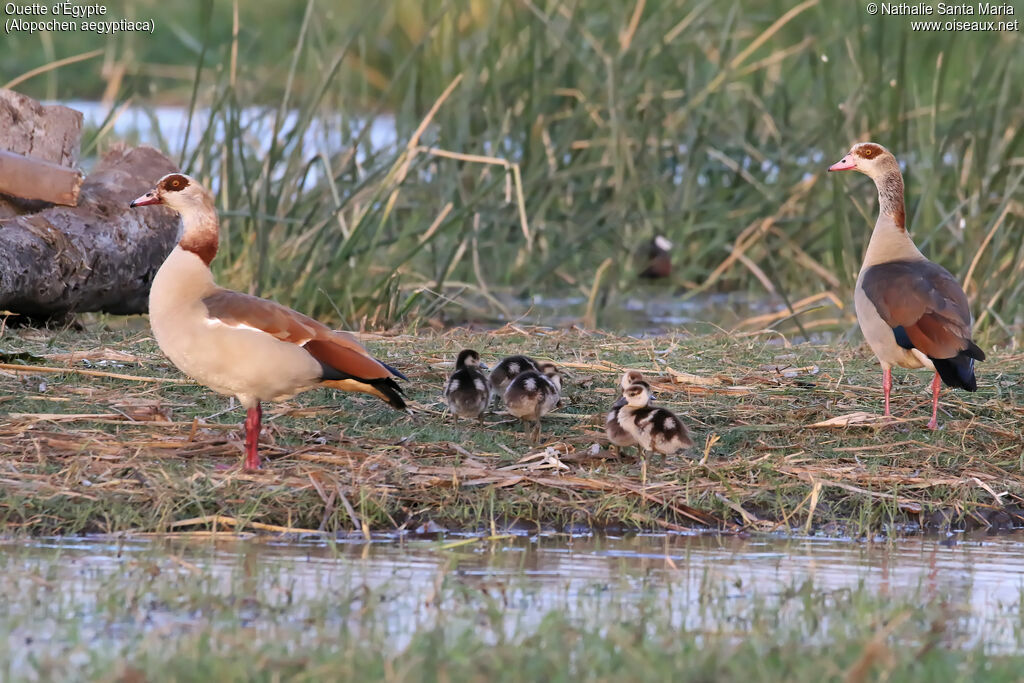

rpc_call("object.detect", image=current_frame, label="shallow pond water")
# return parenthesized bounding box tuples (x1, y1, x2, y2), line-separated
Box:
(3, 530, 1024, 677)
(463, 289, 831, 337)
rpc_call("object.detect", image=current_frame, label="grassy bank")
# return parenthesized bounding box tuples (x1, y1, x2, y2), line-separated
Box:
(1, 324, 1022, 536)
(6, 1, 1023, 339)
(2, 536, 1024, 682)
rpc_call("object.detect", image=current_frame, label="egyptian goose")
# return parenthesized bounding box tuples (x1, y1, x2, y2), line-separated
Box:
(129, 173, 407, 470)
(829, 143, 985, 429)
(443, 349, 490, 422)
(504, 362, 561, 443)
(605, 370, 647, 454)
(617, 381, 693, 458)
(638, 235, 673, 279)
(489, 355, 540, 401)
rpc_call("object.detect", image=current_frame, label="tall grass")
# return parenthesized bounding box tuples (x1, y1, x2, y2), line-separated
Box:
(9, 0, 1024, 339)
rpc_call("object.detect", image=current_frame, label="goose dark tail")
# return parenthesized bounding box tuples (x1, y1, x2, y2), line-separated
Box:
(932, 342, 985, 392)
(370, 377, 407, 410)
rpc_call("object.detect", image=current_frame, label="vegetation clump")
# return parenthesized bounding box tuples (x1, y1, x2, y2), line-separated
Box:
(1, 325, 1021, 537)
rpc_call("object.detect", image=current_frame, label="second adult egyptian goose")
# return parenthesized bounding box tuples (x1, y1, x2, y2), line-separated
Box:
(130, 173, 407, 470)
(828, 143, 985, 429)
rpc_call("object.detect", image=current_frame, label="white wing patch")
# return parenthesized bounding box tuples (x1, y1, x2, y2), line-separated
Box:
(654, 235, 673, 251)
(474, 378, 486, 391)
(203, 316, 312, 344)
(204, 318, 265, 334)
(523, 377, 537, 391)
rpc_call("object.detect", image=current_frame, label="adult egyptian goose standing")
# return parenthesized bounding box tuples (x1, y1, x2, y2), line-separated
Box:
(828, 143, 985, 429)
(130, 173, 407, 470)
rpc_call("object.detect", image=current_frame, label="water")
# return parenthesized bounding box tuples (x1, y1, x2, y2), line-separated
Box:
(69, 100, 400, 171)
(473, 290, 792, 336)
(4, 531, 1024, 675)
(449, 289, 839, 339)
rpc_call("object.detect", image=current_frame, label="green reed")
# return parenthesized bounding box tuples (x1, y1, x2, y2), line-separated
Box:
(6, 0, 1023, 339)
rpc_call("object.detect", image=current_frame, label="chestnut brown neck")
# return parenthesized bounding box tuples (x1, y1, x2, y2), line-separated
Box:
(874, 167, 906, 231)
(178, 204, 219, 266)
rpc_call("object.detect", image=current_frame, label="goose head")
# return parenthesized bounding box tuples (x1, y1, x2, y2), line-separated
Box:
(623, 381, 654, 408)
(828, 142, 899, 180)
(619, 370, 645, 392)
(537, 362, 562, 391)
(130, 173, 213, 214)
(131, 173, 219, 264)
(455, 349, 483, 369)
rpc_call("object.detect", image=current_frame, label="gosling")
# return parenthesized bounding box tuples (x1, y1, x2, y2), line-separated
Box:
(443, 349, 490, 423)
(489, 355, 540, 402)
(504, 362, 561, 443)
(605, 370, 648, 455)
(617, 381, 693, 459)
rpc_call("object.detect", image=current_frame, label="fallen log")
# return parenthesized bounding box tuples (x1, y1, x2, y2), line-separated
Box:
(0, 149, 83, 207)
(0, 89, 84, 206)
(0, 145, 181, 321)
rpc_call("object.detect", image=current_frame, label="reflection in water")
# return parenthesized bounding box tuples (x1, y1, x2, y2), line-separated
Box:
(3, 532, 1024, 662)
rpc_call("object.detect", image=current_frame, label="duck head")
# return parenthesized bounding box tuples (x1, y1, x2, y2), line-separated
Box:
(623, 381, 654, 408)
(827, 142, 899, 180)
(455, 349, 482, 370)
(130, 173, 213, 213)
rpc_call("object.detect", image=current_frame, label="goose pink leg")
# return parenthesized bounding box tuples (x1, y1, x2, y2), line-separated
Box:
(243, 403, 262, 470)
(927, 372, 941, 430)
(882, 367, 892, 417)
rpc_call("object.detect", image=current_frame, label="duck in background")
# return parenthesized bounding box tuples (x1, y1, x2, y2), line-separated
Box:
(617, 380, 693, 482)
(130, 173, 407, 471)
(504, 362, 562, 443)
(443, 349, 490, 423)
(638, 235, 673, 280)
(605, 370, 647, 455)
(829, 142, 985, 429)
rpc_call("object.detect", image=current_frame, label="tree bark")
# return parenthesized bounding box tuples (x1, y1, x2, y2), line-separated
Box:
(0, 90, 82, 167)
(0, 89, 84, 206)
(0, 149, 83, 207)
(0, 145, 181, 321)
